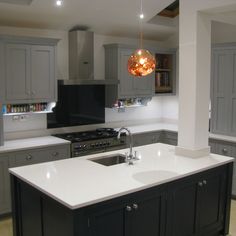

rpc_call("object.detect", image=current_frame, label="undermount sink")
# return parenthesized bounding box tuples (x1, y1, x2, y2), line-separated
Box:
(90, 154, 126, 166)
(133, 170, 178, 184)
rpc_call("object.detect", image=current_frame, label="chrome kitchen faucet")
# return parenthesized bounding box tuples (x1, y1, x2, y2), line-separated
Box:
(117, 127, 138, 165)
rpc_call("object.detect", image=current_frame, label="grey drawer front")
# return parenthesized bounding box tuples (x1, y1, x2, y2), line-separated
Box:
(13, 149, 52, 167)
(49, 145, 70, 161)
(11, 145, 70, 167)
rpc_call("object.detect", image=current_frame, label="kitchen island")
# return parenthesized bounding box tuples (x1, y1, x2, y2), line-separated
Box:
(9, 143, 234, 236)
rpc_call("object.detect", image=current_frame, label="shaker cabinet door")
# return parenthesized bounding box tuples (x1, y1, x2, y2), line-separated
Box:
(6, 44, 31, 101)
(197, 169, 226, 234)
(119, 50, 135, 98)
(0, 155, 11, 214)
(31, 45, 55, 100)
(88, 204, 126, 236)
(211, 47, 236, 136)
(129, 192, 165, 236)
(166, 178, 199, 236)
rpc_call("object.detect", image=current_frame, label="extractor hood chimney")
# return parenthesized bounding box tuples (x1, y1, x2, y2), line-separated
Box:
(61, 30, 118, 85)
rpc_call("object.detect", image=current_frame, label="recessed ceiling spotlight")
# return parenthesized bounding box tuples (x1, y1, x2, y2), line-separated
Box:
(139, 14, 144, 19)
(56, 0, 62, 6)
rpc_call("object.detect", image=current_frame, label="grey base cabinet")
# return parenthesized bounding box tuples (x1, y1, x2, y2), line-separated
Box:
(0, 144, 70, 215)
(133, 131, 162, 147)
(11, 164, 233, 236)
(0, 155, 11, 214)
(209, 138, 236, 198)
(9, 145, 70, 168)
(133, 130, 177, 147)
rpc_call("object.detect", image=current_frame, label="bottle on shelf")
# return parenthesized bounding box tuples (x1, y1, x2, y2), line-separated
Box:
(3, 102, 50, 115)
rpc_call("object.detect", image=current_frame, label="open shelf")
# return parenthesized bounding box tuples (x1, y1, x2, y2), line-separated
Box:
(155, 52, 175, 95)
(4, 111, 52, 116)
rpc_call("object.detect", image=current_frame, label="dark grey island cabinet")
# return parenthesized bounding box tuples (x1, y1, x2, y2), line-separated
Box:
(11, 163, 233, 236)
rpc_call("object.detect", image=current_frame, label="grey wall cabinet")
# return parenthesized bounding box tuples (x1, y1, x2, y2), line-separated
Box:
(0, 35, 59, 104)
(0, 143, 70, 215)
(6, 44, 31, 101)
(31, 46, 55, 100)
(104, 44, 155, 107)
(0, 155, 11, 215)
(211, 44, 236, 136)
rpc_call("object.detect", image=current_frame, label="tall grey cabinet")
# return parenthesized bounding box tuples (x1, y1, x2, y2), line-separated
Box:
(104, 44, 155, 107)
(211, 44, 236, 136)
(0, 35, 59, 104)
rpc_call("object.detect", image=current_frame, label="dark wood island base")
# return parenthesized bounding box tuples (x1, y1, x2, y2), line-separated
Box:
(11, 163, 233, 236)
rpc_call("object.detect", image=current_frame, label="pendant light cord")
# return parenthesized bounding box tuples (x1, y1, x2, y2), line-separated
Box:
(139, 0, 143, 49)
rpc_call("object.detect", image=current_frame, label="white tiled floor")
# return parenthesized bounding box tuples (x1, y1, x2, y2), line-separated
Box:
(0, 200, 235, 236)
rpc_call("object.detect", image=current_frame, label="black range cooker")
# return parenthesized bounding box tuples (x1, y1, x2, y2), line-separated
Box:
(54, 128, 127, 157)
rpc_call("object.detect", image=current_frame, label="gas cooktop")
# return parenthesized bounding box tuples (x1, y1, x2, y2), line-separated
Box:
(54, 128, 120, 143)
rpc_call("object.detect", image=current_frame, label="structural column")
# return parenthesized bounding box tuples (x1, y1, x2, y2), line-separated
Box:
(176, 0, 211, 157)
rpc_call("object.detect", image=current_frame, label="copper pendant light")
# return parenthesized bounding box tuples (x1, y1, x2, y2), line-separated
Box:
(127, 0, 156, 77)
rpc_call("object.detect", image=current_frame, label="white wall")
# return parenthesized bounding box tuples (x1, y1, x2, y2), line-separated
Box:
(1, 26, 169, 136)
(105, 97, 163, 123)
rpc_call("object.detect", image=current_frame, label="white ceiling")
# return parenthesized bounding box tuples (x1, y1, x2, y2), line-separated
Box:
(0, 0, 178, 41)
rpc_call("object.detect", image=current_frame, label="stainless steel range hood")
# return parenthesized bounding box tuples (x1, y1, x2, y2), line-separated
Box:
(60, 30, 118, 85)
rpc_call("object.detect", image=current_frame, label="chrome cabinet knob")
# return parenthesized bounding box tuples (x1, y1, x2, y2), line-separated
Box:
(222, 148, 228, 154)
(203, 180, 207, 185)
(132, 203, 138, 210)
(126, 206, 132, 212)
(52, 152, 59, 157)
(26, 154, 33, 160)
(198, 182, 203, 187)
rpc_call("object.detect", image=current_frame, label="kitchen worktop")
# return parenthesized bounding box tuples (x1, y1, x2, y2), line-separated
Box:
(1, 120, 236, 154)
(9, 143, 233, 210)
(0, 136, 70, 154)
(117, 122, 178, 134)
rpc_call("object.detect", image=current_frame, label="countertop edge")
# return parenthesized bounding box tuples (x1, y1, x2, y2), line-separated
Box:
(9, 158, 233, 210)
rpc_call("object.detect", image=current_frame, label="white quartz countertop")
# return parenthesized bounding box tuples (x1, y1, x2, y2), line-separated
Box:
(0, 136, 70, 154)
(1, 121, 236, 155)
(9, 143, 233, 210)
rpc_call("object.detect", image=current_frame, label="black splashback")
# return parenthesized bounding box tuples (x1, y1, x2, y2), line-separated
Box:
(47, 84, 105, 128)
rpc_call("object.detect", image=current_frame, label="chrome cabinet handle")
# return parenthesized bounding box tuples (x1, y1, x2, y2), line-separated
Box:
(132, 203, 138, 210)
(203, 180, 207, 185)
(198, 182, 203, 187)
(126, 206, 132, 212)
(26, 154, 33, 160)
